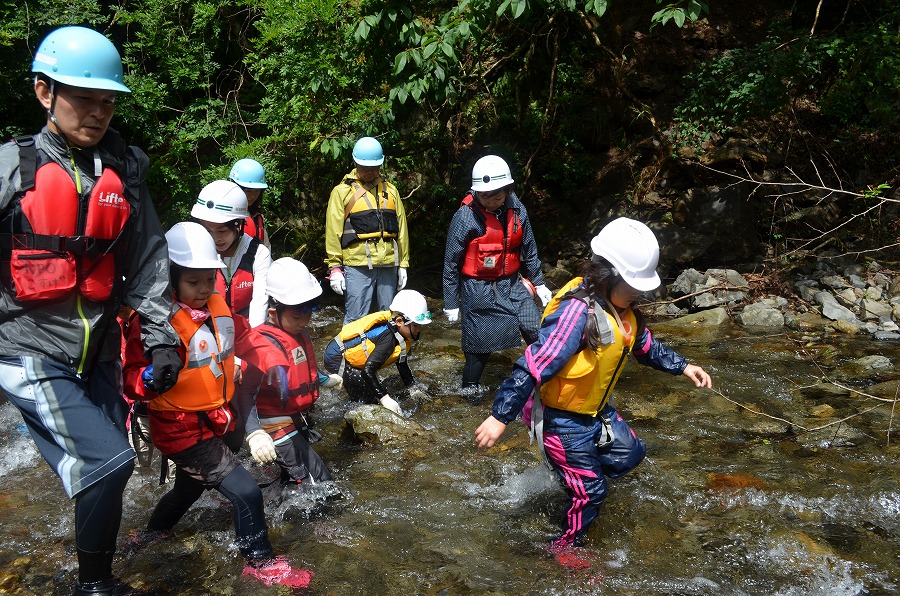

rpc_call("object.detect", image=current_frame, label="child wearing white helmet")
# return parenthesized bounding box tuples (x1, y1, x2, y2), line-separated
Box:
(475, 217, 712, 558)
(191, 179, 272, 328)
(228, 158, 271, 249)
(122, 222, 311, 588)
(237, 257, 340, 484)
(323, 289, 432, 415)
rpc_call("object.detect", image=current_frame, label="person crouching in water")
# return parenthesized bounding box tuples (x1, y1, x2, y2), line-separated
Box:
(240, 257, 341, 484)
(323, 289, 431, 416)
(122, 222, 311, 588)
(474, 218, 712, 551)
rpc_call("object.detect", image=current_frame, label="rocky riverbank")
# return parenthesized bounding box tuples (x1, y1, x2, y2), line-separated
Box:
(544, 254, 900, 340)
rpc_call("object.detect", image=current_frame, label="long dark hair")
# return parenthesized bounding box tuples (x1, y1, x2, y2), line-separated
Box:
(579, 259, 646, 350)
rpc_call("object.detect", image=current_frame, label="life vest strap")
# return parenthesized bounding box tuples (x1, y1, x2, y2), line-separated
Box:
(188, 345, 234, 369)
(0, 232, 115, 259)
(344, 180, 374, 218)
(14, 136, 37, 192)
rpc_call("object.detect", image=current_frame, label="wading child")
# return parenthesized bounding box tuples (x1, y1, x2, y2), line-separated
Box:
(228, 158, 271, 249)
(240, 257, 341, 484)
(191, 179, 271, 328)
(474, 218, 712, 552)
(323, 289, 431, 415)
(122, 222, 311, 588)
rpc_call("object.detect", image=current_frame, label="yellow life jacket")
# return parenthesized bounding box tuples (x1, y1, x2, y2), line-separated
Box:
(150, 293, 236, 412)
(538, 277, 637, 416)
(340, 180, 400, 249)
(335, 310, 411, 370)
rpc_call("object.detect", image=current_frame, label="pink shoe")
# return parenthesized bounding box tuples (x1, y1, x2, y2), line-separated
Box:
(549, 541, 593, 570)
(243, 555, 314, 588)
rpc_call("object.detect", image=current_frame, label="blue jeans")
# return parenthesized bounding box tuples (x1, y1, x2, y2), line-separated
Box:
(343, 265, 397, 324)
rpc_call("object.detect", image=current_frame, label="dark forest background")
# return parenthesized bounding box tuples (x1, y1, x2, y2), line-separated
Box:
(2, 0, 898, 278)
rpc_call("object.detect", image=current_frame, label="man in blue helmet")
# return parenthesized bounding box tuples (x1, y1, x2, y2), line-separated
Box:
(324, 136, 410, 323)
(0, 26, 181, 595)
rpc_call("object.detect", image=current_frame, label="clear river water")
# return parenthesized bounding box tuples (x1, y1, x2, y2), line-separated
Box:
(0, 296, 898, 595)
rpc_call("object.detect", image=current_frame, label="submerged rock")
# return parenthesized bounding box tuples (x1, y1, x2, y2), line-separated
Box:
(343, 404, 428, 445)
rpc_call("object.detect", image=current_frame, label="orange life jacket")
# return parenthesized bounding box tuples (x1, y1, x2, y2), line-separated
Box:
(459, 194, 522, 279)
(254, 324, 319, 417)
(0, 137, 130, 302)
(150, 293, 236, 412)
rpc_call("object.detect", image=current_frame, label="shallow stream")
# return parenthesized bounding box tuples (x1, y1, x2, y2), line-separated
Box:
(1, 298, 898, 595)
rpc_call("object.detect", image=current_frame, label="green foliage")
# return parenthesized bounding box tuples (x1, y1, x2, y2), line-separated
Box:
(673, 7, 900, 151)
(650, 0, 709, 29)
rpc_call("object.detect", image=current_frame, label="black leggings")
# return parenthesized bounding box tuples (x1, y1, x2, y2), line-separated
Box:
(75, 459, 134, 583)
(147, 464, 273, 560)
(462, 352, 491, 387)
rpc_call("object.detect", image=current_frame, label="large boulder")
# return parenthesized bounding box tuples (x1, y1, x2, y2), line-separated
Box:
(815, 291, 860, 324)
(739, 301, 785, 327)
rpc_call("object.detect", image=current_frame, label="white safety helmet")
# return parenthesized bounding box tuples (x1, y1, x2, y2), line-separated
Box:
(165, 222, 226, 269)
(190, 180, 250, 223)
(389, 290, 432, 324)
(266, 258, 323, 306)
(590, 217, 661, 292)
(471, 155, 514, 192)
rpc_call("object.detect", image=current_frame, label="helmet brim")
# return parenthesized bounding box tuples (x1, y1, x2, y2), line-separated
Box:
(354, 158, 384, 167)
(232, 180, 268, 190)
(622, 271, 661, 292)
(34, 70, 131, 93)
(472, 179, 513, 193)
(170, 256, 226, 270)
(278, 283, 323, 306)
(190, 204, 247, 224)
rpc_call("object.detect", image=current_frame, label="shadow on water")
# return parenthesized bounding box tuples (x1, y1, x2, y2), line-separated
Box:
(1, 299, 899, 594)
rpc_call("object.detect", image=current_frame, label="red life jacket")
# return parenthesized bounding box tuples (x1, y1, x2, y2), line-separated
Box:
(1, 137, 130, 302)
(243, 213, 266, 243)
(254, 324, 319, 417)
(459, 194, 522, 280)
(216, 235, 260, 319)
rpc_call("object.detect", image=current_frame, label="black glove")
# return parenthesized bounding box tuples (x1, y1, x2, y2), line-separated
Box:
(150, 347, 182, 394)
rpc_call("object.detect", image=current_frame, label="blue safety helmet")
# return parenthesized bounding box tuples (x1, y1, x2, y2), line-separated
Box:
(228, 158, 268, 189)
(31, 26, 130, 93)
(352, 137, 384, 167)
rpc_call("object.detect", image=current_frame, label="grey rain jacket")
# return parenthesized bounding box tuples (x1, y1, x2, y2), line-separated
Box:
(0, 126, 178, 372)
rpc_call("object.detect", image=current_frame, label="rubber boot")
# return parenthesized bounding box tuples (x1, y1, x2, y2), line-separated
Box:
(74, 579, 114, 595)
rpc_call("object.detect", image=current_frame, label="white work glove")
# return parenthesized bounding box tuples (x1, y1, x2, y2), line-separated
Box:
(321, 373, 343, 389)
(246, 429, 277, 464)
(379, 394, 403, 416)
(330, 267, 345, 295)
(444, 308, 459, 323)
(535, 284, 553, 307)
(397, 267, 408, 290)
